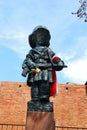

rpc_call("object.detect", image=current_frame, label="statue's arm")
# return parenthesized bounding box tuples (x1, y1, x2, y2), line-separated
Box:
(21, 50, 36, 77)
(48, 48, 67, 71)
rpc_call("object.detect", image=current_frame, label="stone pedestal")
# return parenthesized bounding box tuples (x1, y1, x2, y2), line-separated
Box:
(26, 111, 55, 130)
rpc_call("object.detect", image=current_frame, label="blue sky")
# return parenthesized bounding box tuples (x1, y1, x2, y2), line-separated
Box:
(0, 0, 87, 84)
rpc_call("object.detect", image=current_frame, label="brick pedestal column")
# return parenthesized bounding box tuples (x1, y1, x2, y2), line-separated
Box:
(26, 111, 55, 130)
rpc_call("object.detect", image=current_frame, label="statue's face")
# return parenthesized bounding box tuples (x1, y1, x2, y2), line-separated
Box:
(34, 28, 51, 47)
(29, 27, 51, 48)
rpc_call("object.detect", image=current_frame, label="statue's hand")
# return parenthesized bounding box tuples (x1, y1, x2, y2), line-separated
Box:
(21, 67, 29, 77)
(31, 68, 41, 74)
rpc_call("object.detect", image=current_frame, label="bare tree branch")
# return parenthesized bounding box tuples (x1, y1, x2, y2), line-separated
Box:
(72, 0, 87, 22)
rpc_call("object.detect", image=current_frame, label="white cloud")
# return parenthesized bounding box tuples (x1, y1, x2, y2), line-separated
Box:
(57, 35, 87, 84)
(0, 31, 30, 59)
(63, 56, 87, 83)
(56, 52, 76, 61)
(0, 33, 26, 39)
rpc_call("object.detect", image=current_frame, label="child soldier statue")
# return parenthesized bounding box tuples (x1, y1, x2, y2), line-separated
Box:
(22, 26, 67, 112)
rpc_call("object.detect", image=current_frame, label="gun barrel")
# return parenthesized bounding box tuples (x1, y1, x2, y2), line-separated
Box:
(63, 65, 67, 68)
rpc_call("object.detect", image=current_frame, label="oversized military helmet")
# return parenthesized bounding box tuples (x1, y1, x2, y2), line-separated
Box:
(28, 25, 51, 48)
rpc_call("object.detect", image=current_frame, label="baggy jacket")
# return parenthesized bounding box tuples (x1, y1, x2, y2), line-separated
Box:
(22, 46, 55, 85)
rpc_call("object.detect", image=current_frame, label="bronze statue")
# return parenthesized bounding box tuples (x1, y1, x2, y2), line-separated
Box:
(22, 26, 67, 112)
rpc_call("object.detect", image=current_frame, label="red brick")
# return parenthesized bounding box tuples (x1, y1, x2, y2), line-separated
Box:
(0, 82, 87, 129)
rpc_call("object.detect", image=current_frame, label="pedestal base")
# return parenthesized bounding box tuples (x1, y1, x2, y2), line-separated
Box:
(27, 100, 53, 112)
(26, 111, 55, 130)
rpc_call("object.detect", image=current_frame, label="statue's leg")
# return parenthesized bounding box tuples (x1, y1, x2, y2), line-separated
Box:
(28, 81, 53, 112)
(31, 82, 39, 102)
(39, 81, 50, 103)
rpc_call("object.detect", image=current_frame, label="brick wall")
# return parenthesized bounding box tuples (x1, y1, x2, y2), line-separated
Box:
(0, 82, 87, 129)
(0, 82, 30, 125)
(51, 84, 87, 128)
